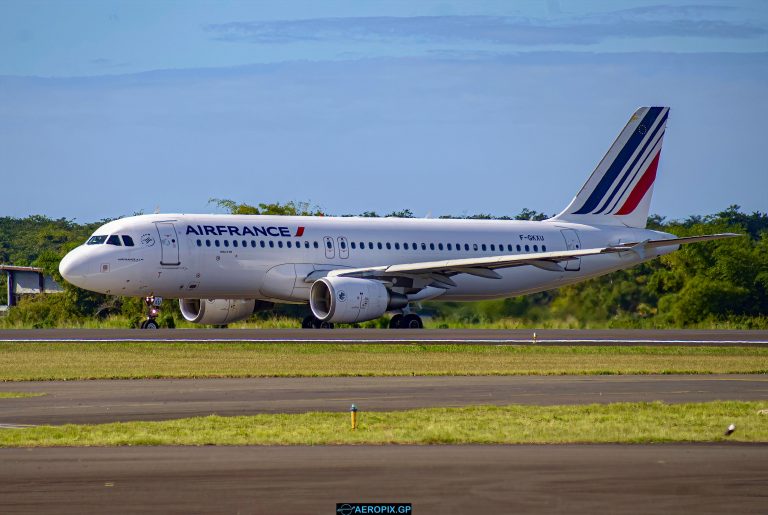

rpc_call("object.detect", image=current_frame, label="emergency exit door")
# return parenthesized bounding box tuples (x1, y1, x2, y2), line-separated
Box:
(156, 222, 180, 266)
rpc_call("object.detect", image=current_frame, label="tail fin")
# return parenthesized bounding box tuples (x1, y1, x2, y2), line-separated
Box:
(551, 106, 669, 229)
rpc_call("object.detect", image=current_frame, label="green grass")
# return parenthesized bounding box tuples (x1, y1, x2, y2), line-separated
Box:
(0, 392, 44, 398)
(1, 402, 765, 447)
(0, 342, 766, 381)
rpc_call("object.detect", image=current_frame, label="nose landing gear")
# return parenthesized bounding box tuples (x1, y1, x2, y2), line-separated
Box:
(140, 296, 163, 329)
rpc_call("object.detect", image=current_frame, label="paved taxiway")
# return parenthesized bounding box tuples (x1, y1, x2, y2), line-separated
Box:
(1, 445, 765, 514)
(2, 328, 768, 345)
(2, 375, 766, 425)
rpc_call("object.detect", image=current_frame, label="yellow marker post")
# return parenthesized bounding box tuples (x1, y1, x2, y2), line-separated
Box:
(350, 404, 358, 430)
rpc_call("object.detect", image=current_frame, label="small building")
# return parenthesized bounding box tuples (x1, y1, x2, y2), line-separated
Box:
(0, 265, 63, 312)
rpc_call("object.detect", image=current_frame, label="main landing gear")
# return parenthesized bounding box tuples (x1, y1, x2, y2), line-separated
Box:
(140, 296, 162, 329)
(300, 312, 423, 329)
(388, 313, 424, 329)
(301, 315, 335, 329)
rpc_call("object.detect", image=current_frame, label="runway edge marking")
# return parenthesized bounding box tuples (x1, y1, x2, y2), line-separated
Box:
(1, 338, 767, 344)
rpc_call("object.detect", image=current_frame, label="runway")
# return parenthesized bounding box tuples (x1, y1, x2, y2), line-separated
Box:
(1, 375, 766, 425)
(2, 328, 768, 345)
(0, 444, 765, 514)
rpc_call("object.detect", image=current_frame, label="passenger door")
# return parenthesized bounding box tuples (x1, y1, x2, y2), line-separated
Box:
(560, 229, 581, 271)
(155, 222, 180, 266)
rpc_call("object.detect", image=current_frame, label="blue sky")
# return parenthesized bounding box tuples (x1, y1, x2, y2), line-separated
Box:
(1, 0, 766, 221)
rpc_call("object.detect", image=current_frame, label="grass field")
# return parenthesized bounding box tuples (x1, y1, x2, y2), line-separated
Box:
(1, 342, 767, 380)
(0, 401, 765, 447)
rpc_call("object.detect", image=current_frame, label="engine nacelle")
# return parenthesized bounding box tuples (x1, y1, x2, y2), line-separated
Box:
(179, 299, 257, 325)
(310, 277, 407, 323)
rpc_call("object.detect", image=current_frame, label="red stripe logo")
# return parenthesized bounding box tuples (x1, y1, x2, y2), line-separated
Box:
(615, 152, 661, 215)
(295, 226, 305, 237)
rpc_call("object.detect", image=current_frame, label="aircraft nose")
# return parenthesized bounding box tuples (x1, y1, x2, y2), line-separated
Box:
(59, 247, 91, 288)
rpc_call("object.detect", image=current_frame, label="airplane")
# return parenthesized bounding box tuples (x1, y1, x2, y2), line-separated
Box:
(59, 106, 737, 329)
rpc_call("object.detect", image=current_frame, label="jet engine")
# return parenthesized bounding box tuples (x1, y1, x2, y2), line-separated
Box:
(179, 299, 259, 325)
(310, 277, 407, 323)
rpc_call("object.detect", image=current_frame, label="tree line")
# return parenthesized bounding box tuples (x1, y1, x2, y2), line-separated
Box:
(1, 202, 766, 328)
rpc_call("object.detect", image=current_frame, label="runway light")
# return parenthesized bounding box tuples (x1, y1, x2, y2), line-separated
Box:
(724, 423, 736, 436)
(532, 332, 537, 344)
(350, 404, 358, 430)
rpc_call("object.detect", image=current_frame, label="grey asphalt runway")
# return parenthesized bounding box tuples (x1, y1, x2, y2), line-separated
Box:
(1, 444, 765, 514)
(2, 328, 768, 345)
(1, 375, 766, 425)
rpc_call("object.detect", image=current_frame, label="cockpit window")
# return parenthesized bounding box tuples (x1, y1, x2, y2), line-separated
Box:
(122, 235, 135, 247)
(107, 235, 122, 246)
(87, 235, 107, 245)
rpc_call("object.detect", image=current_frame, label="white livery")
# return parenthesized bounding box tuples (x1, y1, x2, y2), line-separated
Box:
(59, 107, 737, 328)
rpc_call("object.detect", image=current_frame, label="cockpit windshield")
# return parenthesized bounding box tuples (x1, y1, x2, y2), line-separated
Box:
(87, 235, 107, 245)
(107, 235, 122, 246)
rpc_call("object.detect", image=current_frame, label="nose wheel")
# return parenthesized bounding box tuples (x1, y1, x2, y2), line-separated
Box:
(140, 295, 163, 329)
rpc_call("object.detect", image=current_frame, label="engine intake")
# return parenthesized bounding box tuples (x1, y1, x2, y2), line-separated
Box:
(179, 299, 259, 325)
(310, 277, 407, 324)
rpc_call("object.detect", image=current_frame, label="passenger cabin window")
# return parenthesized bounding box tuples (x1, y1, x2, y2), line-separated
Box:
(107, 235, 122, 246)
(87, 235, 107, 245)
(122, 235, 135, 246)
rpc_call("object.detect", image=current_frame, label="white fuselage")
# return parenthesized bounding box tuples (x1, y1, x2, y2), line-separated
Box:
(59, 214, 676, 303)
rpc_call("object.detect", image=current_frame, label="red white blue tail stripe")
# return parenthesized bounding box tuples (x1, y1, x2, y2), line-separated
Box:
(552, 106, 669, 229)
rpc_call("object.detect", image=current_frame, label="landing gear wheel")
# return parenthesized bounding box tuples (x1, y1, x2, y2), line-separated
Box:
(403, 314, 423, 329)
(389, 314, 404, 329)
(303, 316, 335, 329)
(141, 319, 160, 329)
(140, 295, 161, 330)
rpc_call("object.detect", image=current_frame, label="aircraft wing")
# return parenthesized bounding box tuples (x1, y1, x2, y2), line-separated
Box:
(323, 233, 740, 288)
